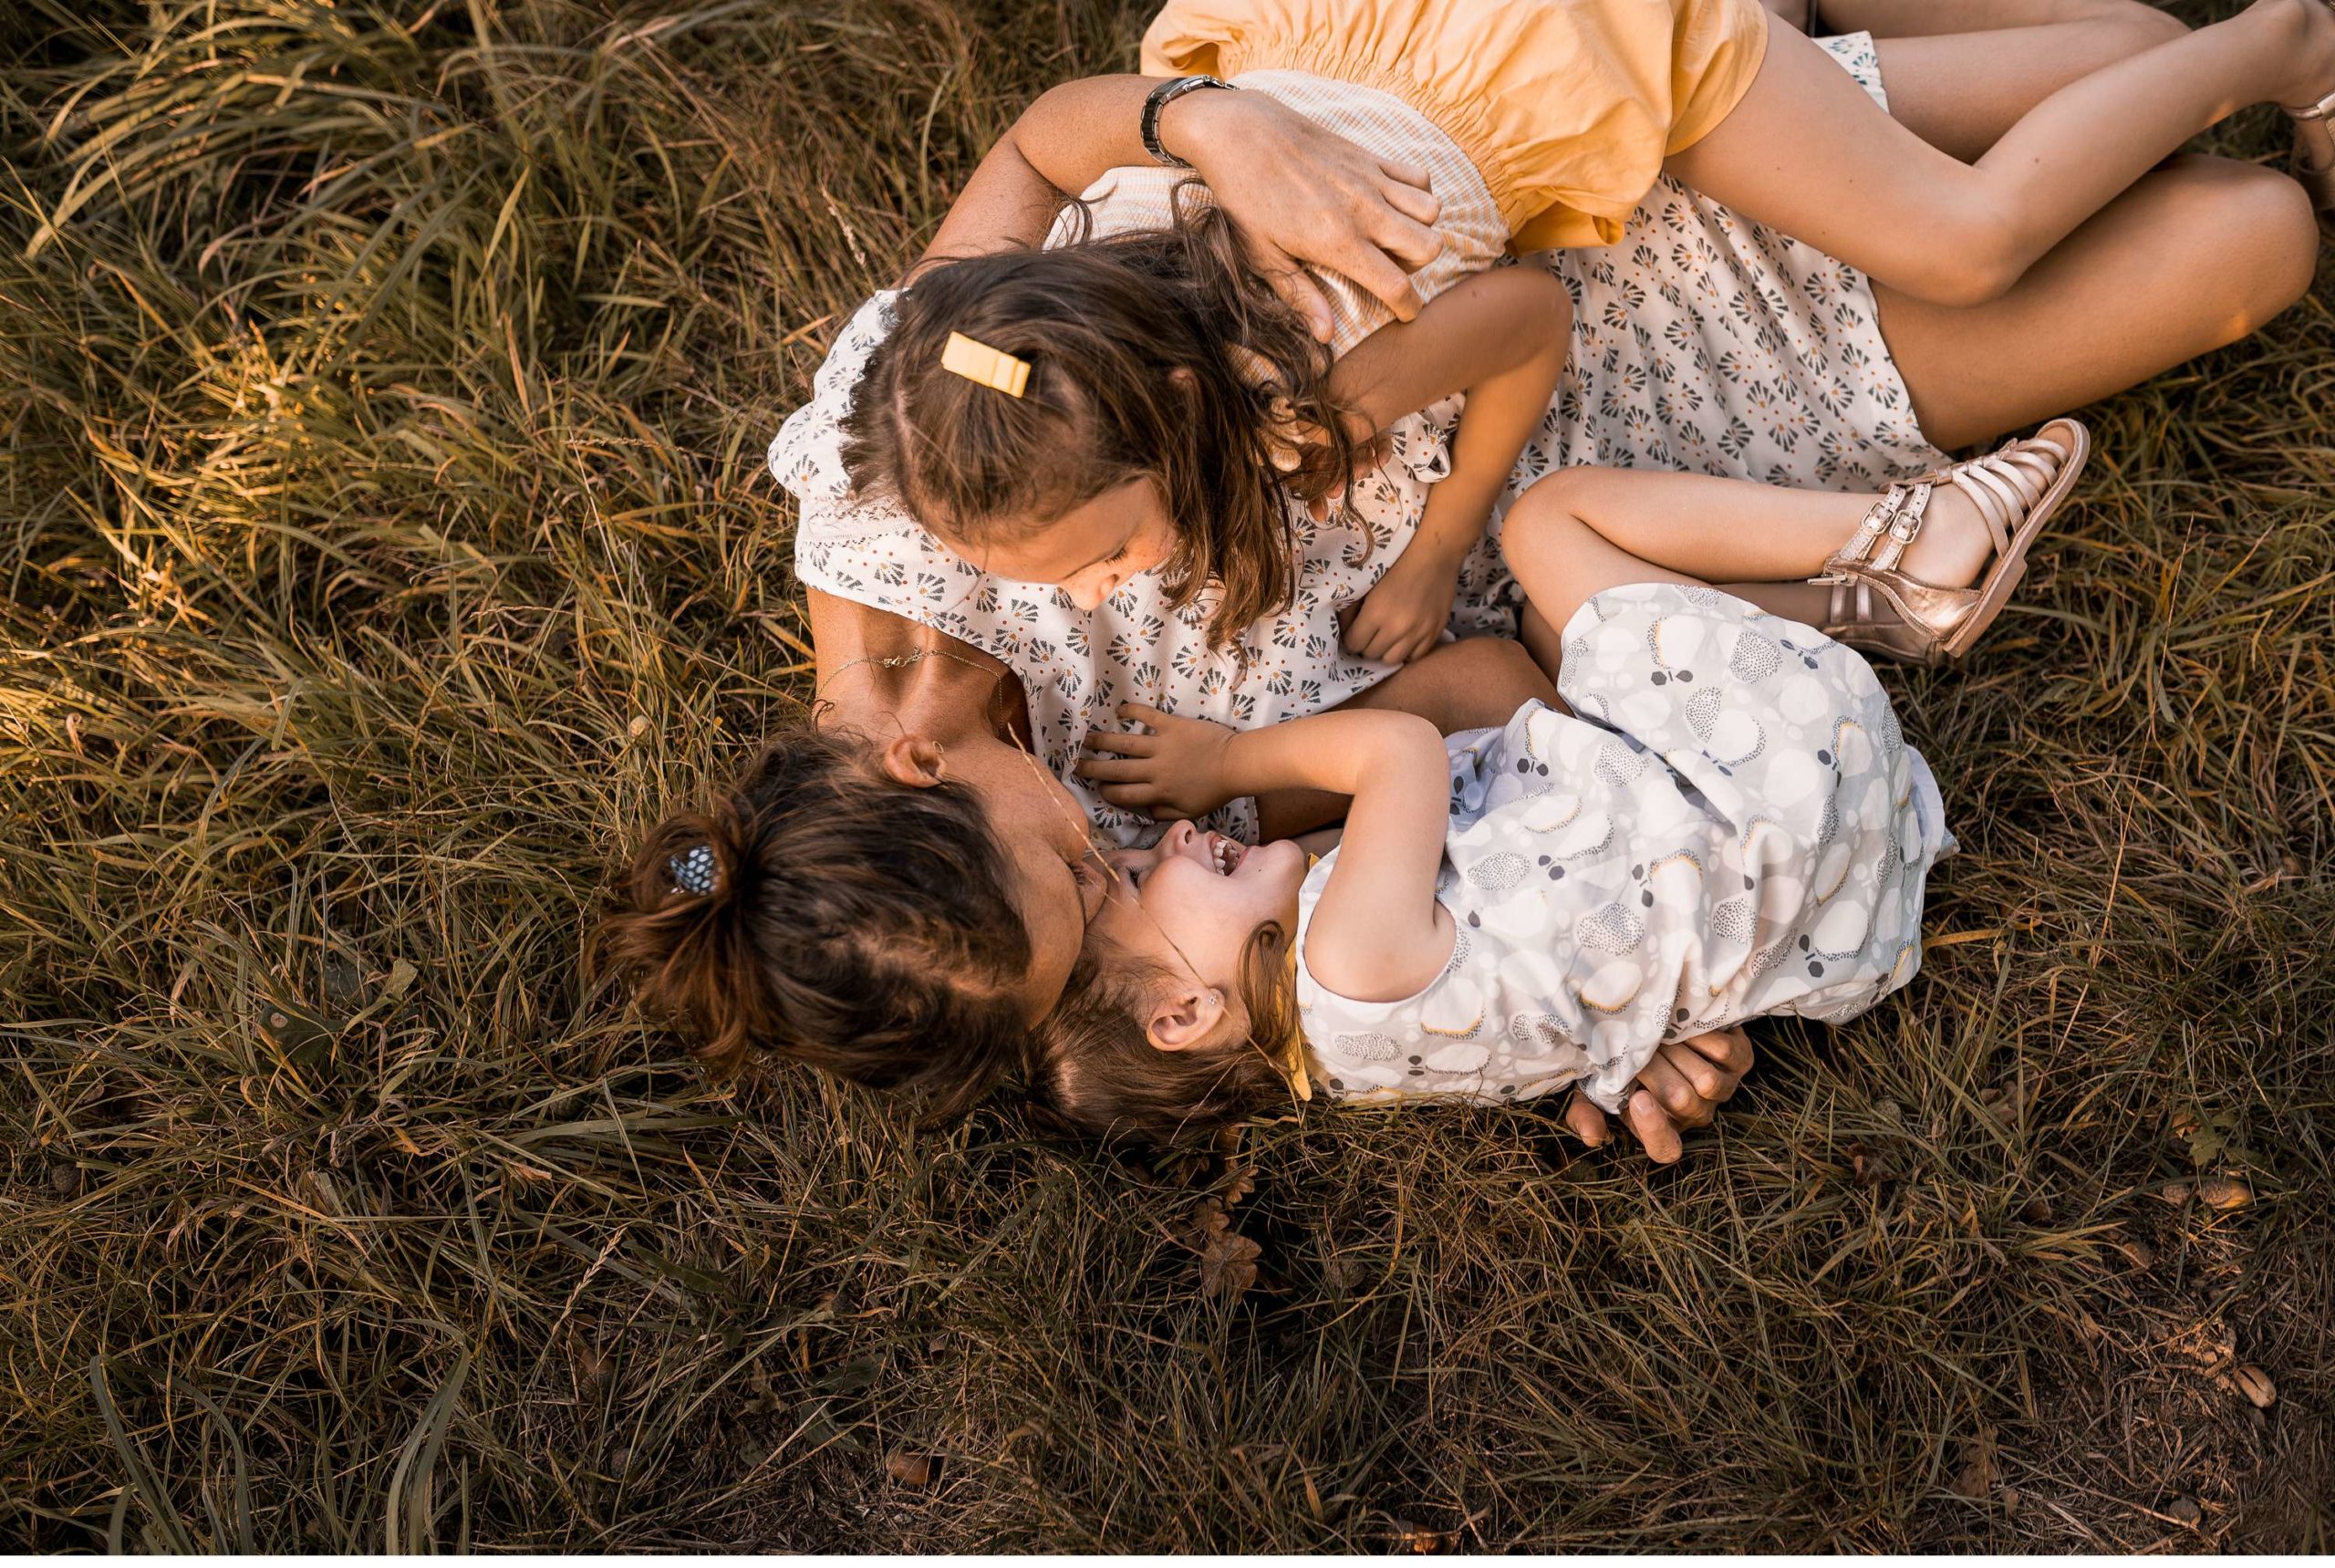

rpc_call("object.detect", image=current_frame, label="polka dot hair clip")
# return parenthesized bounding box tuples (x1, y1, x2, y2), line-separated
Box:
(669, 843, 718, 897)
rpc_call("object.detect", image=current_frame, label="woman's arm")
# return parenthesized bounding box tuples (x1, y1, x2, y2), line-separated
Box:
(1335, 265, 1575, 665)
(916, 77, 1448, 339)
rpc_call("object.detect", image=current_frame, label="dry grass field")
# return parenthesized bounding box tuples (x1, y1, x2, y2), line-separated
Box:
(3, 0, 2331, 1550)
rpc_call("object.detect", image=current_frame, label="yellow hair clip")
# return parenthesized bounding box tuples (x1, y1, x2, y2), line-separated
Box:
(940, 331, 1030, 398)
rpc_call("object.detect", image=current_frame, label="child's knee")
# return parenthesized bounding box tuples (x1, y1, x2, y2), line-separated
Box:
(2150, 155, 2318, 334)
(1508, 465, 1597, 535)
(2217, 165, 2321, 328)
(2102, 2, 2190, 49)
(1901, 208, 2029, 307)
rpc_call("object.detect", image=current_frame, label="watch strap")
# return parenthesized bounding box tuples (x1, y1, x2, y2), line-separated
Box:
(1140, 75, 1234, 169)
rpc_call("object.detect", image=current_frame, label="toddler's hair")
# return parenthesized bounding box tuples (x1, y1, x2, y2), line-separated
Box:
(1027, 921, 1300, 1145)
(838, 201, 1362, 647)
(595, 727, 1029, 1121)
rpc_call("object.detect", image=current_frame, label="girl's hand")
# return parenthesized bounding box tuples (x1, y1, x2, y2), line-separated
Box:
(1077, 703, 1239, 821)
(1344, 548, 1461, 666)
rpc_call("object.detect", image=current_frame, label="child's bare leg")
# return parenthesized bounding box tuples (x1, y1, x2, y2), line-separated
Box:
(1503, 487, 1853, 685)
(1511, 465, 2006, 598)
(1501, 484, 1705, 684)
(1667, 1, 2333, 307)
(1872, 12, 2192, 159)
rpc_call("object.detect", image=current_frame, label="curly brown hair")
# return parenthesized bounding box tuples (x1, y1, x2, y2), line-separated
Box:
(838, 197, 1364, 648)
(594, 727, 1030, 1122)
(1025, 921, 1302, 1146)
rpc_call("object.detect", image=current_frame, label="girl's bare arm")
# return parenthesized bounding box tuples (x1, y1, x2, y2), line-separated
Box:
(1086, 704, 1455, 998)
(1333, 265, 1575, 665)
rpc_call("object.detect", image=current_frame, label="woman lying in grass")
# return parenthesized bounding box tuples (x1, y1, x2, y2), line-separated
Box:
(1034, 463, 1996, 1142)
(610, 455, 2081, 1147)
(599, 636, 1647, 1136)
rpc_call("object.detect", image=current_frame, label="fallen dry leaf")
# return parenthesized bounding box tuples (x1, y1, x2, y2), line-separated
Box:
(1846, 1141, 1888, 1187)
(2227, 1365, 2277, 1408)
(1219, 1163, 1255, 1209)
(2165, 1318, 2236, 1371)
(2196, 1176, 2252, 1212)
(885, 1450, 935, 1488)
(1199, 1223, 1262, 1302)
(1388, 1518, 1457, 1552)
(2113, 1238, 2156, 1270)
(1950, 1428, 1996, 1500)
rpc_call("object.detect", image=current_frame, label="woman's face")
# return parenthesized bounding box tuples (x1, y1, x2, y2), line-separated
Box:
(1092, 820, 1310, 1012)
(940, 732, 1112, 1021)
(941, 478, 1178, 614)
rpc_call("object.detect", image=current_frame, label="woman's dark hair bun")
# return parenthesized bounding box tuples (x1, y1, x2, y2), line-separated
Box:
(597, 728, 1034, 1122)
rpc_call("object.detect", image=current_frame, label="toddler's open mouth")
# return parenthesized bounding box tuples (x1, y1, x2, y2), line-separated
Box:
(1201, 831, 1245, 876)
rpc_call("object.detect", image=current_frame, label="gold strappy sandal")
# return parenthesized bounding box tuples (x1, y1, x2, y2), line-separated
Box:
(1812, 419, 2091, 668)
(2291, 0, 2335, 219)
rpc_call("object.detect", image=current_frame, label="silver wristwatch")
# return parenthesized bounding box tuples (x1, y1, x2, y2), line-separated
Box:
(1140, 75, 1235, 169)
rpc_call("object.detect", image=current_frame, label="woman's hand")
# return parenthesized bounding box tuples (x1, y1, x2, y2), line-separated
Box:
(933, 77, 1444, 341)
(1564, 1027, 1755, 1163)
(1344, 547, 1462, 666)
(1077, 702, 1240, 821)
(1163, 88, 1447, 340)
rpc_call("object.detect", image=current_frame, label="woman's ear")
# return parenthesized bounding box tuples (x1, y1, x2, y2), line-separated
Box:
(1146, 983, 1229, 1053)
(877, 733, 948, 789)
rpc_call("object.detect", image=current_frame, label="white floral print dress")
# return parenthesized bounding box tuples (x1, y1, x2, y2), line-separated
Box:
(772, 33, 1946, 847)
(1298, 583, 1956, 1113)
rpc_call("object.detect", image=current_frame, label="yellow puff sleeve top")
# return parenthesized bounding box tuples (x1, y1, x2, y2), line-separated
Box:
(1141, 0, 1769, 250)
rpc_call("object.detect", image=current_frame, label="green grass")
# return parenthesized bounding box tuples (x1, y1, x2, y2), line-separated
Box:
(3, 0, 2330, 1550)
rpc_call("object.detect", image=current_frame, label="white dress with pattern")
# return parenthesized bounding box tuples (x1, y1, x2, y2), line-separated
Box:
(773, 34, 1946, 846)
(1298, 584, 1956, 1114)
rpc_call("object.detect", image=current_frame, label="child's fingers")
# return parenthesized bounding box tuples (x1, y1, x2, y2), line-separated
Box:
(1083, 729, 1160, 758)
(1116, 702, 1171, 730)
(1095, 782, 1159, 811)
(1074, 756, 1154, 784)
(1680, 1025, 1755, 1085)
